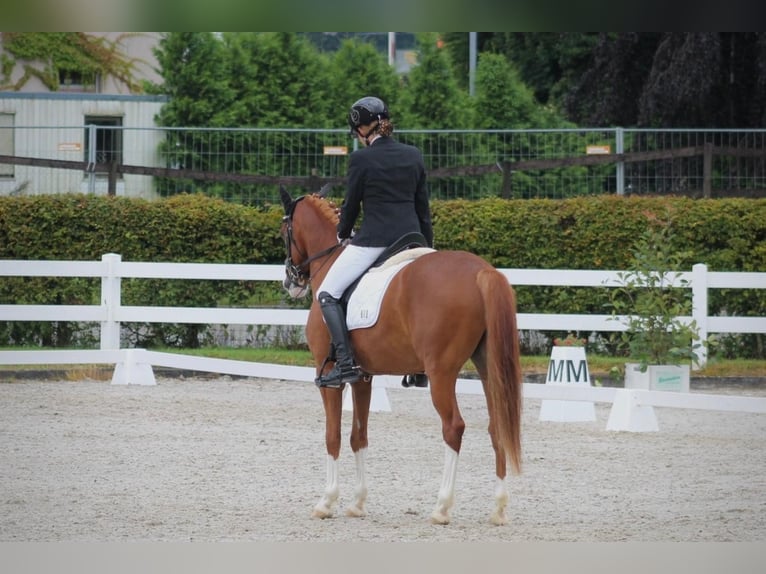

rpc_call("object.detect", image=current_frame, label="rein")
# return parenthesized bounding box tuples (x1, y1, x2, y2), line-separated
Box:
(282, 199, 341, 285)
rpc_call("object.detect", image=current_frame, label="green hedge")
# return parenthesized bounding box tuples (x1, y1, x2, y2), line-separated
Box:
(432, 195, 766, 358)
(0, 194, 287, 347)
(1, 193, 764, 356)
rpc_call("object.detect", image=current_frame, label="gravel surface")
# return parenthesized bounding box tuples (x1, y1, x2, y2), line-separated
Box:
(1, 376, 764, 542)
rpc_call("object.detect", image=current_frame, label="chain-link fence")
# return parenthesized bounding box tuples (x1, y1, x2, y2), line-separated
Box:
(2, 126, 765, 205)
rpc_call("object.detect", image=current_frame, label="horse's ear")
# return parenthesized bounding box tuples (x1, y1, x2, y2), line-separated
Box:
(279, 186, 293, 213)
(317, 183, 332, 198)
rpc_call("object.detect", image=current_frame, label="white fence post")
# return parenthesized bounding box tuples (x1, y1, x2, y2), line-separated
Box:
(100, 253, 121, 350)
(692, 263, 708, 369)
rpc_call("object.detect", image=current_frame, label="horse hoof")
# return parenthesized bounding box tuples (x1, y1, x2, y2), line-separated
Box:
(345, 505, 366, 518)
(312, 506, 334, 519)
(490, 511, 507, 526)
(429, 511, 450, 525)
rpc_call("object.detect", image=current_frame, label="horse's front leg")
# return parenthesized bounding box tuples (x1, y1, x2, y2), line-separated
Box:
(346, 376, 372, 517)
(312, 386, 344, 519)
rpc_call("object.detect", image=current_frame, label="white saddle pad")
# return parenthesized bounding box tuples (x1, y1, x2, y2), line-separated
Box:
(346, 247, 435, 330)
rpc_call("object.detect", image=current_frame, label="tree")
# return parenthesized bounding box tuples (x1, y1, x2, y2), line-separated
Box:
(400, 33, 471, 129)
(473, 52, 548, 129)
(563, 32, 766, 128)
(562, 33, 660, 127)
(637, 33, 766, 127)
(153, 33, 238, 128)
(224, 32, 331, 128)
(638, 33, 724, 127)
(152, 33, 241, 199)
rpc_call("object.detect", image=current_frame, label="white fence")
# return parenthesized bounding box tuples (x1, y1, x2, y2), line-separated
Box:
(1, 253, 765, 431)
(2, 253, 765, 360)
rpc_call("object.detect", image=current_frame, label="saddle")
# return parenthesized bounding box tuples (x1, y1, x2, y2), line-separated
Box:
(341, 231, 431, 389)
(339, 231, 429, 307)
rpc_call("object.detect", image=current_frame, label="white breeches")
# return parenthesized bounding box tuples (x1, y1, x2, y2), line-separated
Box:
(316, 245, 385, 300)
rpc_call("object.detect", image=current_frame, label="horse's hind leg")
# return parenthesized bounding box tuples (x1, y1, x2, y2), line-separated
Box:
(346, 376, 372, 517)
(312, 386, 344, 519)
(486, 412, 510, 526)
(428, 372, 465, 525)
(474, 349, 510, 526)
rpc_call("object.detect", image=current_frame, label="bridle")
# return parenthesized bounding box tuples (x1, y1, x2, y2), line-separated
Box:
(282, 197, 341, 287)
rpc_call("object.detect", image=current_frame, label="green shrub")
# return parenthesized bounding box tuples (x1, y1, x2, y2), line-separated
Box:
(1, 193, 764, 356)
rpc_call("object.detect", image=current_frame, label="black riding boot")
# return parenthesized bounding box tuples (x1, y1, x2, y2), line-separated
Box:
(315, 292, 360, 388)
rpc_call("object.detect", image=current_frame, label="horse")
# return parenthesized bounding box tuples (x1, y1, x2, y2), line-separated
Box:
(279, 186, 523, 525)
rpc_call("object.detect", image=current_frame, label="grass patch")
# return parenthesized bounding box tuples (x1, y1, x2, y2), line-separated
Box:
(1, 347, 764, 378)
(155, 347, 765, 377)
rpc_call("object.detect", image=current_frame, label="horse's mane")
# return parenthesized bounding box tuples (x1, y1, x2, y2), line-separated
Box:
(305, 193, 339, 225)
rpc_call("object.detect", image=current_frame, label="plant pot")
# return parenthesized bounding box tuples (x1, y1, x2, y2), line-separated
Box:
(624, 363, 690, 393)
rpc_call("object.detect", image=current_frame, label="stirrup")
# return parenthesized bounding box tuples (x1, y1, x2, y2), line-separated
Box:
(315, 363, 361, 388)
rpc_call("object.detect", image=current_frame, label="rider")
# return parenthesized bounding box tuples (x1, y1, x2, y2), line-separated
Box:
(315, 96, 434, 388)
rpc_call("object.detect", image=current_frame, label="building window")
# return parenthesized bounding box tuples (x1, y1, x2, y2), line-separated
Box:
(60, 70, 99, 92)
(83, 116, 123, 173)
(0, 113, 14, 178)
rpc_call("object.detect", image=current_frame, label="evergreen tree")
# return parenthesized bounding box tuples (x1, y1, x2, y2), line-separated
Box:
(224, 32, 330, 128)
(398, 33, 476, 199)
(400, 33, 470, 129)
(474, 52, 545, 129)
(153, 32, 237, 127)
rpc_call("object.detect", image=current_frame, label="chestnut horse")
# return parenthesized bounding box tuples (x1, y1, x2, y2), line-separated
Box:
(279, 186, 522, 525)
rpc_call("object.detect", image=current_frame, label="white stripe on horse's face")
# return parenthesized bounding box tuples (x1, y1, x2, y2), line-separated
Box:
(287, 283, 308, 299)
(291, 286, 309, 299)
(283, 274, 309, 299)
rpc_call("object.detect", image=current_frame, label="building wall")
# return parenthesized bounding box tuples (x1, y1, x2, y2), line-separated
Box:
(0, 93, 167, 199)
(0, 32, 163, 95)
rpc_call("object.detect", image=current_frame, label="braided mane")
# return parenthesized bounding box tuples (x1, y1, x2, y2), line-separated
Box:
(306, 193, 339, 225)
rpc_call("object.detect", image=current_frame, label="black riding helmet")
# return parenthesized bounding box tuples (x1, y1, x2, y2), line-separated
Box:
(348, 96, 389, 136)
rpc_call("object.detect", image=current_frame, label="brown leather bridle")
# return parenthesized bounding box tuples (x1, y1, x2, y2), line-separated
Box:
(281, 196, 340, 290)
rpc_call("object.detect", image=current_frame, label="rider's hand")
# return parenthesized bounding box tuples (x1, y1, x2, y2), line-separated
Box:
(337, 229, 354, 245)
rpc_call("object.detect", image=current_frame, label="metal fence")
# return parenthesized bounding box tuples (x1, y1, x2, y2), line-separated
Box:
(1, 126, 765, 205)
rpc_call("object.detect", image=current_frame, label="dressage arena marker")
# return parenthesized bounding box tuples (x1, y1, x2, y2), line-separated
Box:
(539, 346, 596, 423)
(1, 348, 765, 431)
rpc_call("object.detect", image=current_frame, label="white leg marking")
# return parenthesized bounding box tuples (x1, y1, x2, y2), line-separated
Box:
(312, 454, 339, 519)
(346, 447, 368, 517)
(490, 476, 509, 526)
(430, 443, 459, 525)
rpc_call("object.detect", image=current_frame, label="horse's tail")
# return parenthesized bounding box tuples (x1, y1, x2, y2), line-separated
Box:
(477, 268, 523, 475)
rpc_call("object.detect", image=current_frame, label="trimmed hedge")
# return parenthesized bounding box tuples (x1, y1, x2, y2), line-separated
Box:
(0, 194, 287, 347)
(1, 193, 764, 355)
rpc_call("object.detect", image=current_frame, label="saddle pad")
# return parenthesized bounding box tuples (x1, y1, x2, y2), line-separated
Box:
(347, 247, 435, 330)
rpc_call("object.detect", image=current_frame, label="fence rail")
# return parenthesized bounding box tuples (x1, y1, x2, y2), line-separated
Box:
(1, 126, 766, 204)
(2, 254, 766, 369)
